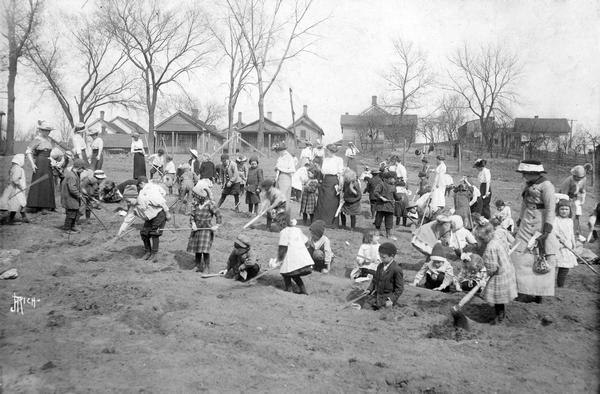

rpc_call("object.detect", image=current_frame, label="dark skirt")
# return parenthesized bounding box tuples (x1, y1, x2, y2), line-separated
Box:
(245, 190, 260, 205)
(281, 265, 312, 278)
(479, 183, 491, 219)
(133, 152, 146, 179)
(26, 149, 56, 210)
(394, 194, 408, 217)
(222, 182, 241, 196)
(342, 198, 361, 216)
(91, 149, 103, 170)
(314, 174, 339, 226)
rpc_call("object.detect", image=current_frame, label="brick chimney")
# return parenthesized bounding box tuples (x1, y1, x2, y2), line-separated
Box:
(191, 108, 199, 119)
(267, 111, 272, 120)
(237, 112, 242, 124)
(372, 96, 377, 106)
(100, 110, 105, 120)
(303, 105, 307, 116)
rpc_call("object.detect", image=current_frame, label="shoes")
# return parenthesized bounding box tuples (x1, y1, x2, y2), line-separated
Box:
(145, 252, 156, 261)
(70, 227, 81, 233)
(141, 251, 152, 260)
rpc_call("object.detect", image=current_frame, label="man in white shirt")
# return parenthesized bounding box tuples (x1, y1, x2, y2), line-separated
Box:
(72, 122, 88, 163)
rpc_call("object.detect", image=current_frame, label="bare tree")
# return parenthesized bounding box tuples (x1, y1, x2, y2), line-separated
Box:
(25, 17, 136, 127)
(416, 117, 441, 145)
(1, 0, 43, 154)
(447, 44, 521, 153)
(226, 0, 327, 150)
(384, 38, 434, 117)
(101, 0, 213, 150)
(437, 94, 465, 144)
(356, 111, 387, 152)
(210, 12, 254, 147)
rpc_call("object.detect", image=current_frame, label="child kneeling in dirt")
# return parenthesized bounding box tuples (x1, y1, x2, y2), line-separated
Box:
(412, 242, 457, 292)
(359, 242, 404, 310)
(277, 211, 313, 294)
(224, 234, 260, 281)
(187, 185, 221, 273)
(455, 253, 487, 292)
(306, 220, 334, 273)
(350, 229, 381, 281)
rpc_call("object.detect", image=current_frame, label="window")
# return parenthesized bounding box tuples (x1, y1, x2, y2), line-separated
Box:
(300, 129, 306, 138)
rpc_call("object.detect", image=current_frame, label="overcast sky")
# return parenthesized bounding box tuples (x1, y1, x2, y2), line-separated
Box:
(3, 0, 599, 143)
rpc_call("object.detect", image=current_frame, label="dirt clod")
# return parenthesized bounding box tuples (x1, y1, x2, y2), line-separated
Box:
(41, 361, 56, 371)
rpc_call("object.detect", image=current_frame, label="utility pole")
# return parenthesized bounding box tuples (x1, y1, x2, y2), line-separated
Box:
(289, 88, 296, 141)
(568, 119, 576, 154)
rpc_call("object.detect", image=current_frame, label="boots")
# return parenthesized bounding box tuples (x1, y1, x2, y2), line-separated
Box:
(20, 211, 29, 223)
(141, 236, 152, 260)
(7, 212, 16, 225)
(147, 236, 159, 262)
(283, 277, 293, 292)
(298, 284, 308, 295)
(195, 253, 204, 272)
(203, 253, 210, 273)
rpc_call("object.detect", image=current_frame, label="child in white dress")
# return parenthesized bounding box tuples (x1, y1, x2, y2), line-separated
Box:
(555, 199, 578, 288)
(277, 213, 313, 294)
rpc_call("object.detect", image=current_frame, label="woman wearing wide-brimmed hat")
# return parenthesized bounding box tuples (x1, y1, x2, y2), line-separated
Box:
(26, 121, 57, 213)
(345, 141, 360, 172)
(557, 165, 587, 237)
(512, 160, 557, 303)
(130, 132, 146, 179)
(314, 143, 344, 227)
(473, 158, 492, 219)
(88, 128, 104, 170)
(273, 142, 295, 202)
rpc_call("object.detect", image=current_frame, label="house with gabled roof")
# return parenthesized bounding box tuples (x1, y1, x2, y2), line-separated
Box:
(288, 105, 324, 145)
(155, 110, 226, 154)
(237, 112, 297, 151)
(513, 117, 571, 139)
(340, 96, 417, 149)
(86, 110, 147, 151)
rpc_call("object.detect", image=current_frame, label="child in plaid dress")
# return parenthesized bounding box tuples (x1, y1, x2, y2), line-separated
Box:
(187, 185, 222, 273)
(476, 222, 517, 324)
(299, 166, 319, 225)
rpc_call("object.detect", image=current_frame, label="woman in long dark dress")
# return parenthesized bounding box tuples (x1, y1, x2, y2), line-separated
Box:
(26, 122, 56, 212)
(130, 132, 146, 179)
(314, 144, 344, 227)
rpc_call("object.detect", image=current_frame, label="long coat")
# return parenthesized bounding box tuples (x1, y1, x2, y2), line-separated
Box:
(61, 169, 81, 210)
(366, 260, 404, 307)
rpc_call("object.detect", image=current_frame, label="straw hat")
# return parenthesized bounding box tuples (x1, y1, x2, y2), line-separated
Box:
(570, 165, 585, 178)
(93, 170, 106, 179)
(88, 128, 99, 136)
(516, 160, 546, 173)
(37, 121, 54, 131)
(189, 149, 199, 158)
(74, 122, 86, 133)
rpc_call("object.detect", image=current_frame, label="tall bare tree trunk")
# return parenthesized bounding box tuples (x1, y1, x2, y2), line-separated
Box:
(257, 94, 265, 149)
(6, 6, 17, 155)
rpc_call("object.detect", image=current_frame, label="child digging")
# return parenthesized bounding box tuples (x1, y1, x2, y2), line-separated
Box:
(277, 211, 313, 294)
(163, 156, 177, 195)
(554, 199, 577, 288)
(0, 154, 29, 224)
(350, 229, 381, 281)
(476, 222, 518, 324)
(187, 184, 222, 273)
(412, 242, 457, 292)
(359, 242, 404, 310)
(306, 220, 334, 273)
(224, 234, 260, 281)
(60, 158, 88, 233)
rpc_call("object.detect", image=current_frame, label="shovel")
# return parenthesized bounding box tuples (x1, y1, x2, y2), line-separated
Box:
(451, 241, 520, 330)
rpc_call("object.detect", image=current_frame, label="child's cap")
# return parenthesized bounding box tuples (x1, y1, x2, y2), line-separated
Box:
(235, 234, 251, 248)
(11, 154, 25, 167)
(495, 199, 505, 208)
(557, 199, 571, 209)
(464, 253, 484, 270)
(378, 242, 397, 256)
(430, 242, 446, 262)
(309, 220, 325, 239)
(260, 179, 274, 189)
(249, 155, 259, 164)
(93, 170, 106, 179)
(157, 148, 165, 154)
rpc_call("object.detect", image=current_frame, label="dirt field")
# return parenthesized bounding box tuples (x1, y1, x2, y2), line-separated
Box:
(1, 152, 598, 393)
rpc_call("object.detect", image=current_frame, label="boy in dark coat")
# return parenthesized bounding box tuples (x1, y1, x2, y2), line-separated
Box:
(224, 234, 260, 281)
(373, 172, 396, 238)
(364, 168, 382, 219)
(361, 242, 404, 310)
(199, 154, 216, 181)
(61, 158, 87, 233)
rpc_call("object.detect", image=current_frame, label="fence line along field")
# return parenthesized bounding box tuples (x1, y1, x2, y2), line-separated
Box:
(0, 151, 598, 393)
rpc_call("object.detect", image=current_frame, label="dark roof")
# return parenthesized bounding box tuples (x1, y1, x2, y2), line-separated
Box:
(155, 111, 224, 140)
(288, 115, 324, 135)
(238, 118, 294, 136)
(111, 116, 147, 134)
(88, 118, 128, 135)
(340, 113, 418, 129)
(513, 118, 571, 135)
